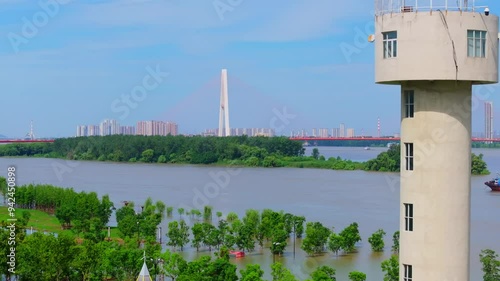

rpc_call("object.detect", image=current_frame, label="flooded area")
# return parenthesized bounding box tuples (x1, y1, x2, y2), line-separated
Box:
(1, 147, 499, 280)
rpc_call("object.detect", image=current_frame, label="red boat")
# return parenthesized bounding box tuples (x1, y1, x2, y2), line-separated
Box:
(229, 251, 245, 258)
(484, 177, 500, 191)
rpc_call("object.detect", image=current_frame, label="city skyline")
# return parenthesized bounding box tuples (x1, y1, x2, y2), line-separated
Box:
(2, 1, 500, 138)
(76, 119, 178, 137)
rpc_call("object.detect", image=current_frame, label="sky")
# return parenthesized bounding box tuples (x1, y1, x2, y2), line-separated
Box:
(1, 0, 500, 138)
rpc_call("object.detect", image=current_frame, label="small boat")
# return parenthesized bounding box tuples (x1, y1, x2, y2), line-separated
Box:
(484, 176, 500, 191)
(229, 251, 245, 258)
(364, 147, 370, 150)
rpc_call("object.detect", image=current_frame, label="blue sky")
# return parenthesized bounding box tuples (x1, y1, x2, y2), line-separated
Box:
(1, 0, 500, 138)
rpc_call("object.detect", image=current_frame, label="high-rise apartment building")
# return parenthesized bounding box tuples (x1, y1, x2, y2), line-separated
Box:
(346, 128, 355, 138)
(120, 126, 136, 135)
(331, 128, 340, 137)
(88, 125, 100, 136)
(485, 101, 494, 139)
(76, 125, 87, 137)
(100, 119, 120, 136)
(339, 123, 345, 138)
(318, 128, 329, 138)
(136, 121, 178, 136)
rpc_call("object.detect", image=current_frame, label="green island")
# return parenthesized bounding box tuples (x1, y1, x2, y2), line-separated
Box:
(2, 180, 499, 281)
(0, 135, 490, 175)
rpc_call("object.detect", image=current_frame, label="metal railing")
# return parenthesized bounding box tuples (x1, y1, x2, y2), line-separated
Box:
(375, 0, 488, 15)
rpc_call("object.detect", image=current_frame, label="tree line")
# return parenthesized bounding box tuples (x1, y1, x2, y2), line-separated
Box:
(0, 135, 304, 165)
(363, 144, 490, 175)
(0, 136, 490, 174)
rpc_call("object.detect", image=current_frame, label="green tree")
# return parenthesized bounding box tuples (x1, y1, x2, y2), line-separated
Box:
(71, 240, 105, 281)
(301, 222, 331, 256)
(166, 220, 190, 251)
(240, 264, 266, 281)
(160, 249, 187, 281)
(368, 229, 386, 252)
(116, 205, 138, 238)
(17, 232, 76, 281)
(308, 266, 336, 281)
(271, 224, 288, 255)
(191, 223, 204, 251)
(227, 212, 238, 222)
(480, 249, 500, 281)
(312, 148, 320, 160)
(141, 148, 155, 162)
(392, 231, 400, 254)
(178, 208, 185, 219)
(271, 262, 298, 281)
(202, 223, 220, 251)
(364, 144, 400, 172)
(158, 155, 167, 163)
(0, 176, 6, 204)
(204, 205, 213, 221)
(166, 206, 174, 217)
(98, 194, 114, 226)
(348, 271, 366, 281)
(328, 232, 344, 256)
(236, 223, 256, 252)
(178, 220, 190, 251)
(381, 255, 399, 281)
(339, 222, 362, 253)
(472, 153, 490, 175)
(293, 215, 306, 238)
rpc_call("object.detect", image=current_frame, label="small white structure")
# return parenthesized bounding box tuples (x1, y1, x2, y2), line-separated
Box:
(136, 252, 152, 281)
(374, 0, 498, 280)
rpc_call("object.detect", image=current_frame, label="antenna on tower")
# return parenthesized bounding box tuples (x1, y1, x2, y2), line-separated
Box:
(377, 117, 381, 137)
(26, 120, 35, 140)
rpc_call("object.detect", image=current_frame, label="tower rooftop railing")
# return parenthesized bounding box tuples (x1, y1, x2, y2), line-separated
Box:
(375, 0, 488, 16)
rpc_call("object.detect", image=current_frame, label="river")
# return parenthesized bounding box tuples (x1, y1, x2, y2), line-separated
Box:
(0, 146, 499, 280)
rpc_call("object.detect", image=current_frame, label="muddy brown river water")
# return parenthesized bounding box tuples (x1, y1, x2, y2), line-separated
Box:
(1, 147, 499, 280)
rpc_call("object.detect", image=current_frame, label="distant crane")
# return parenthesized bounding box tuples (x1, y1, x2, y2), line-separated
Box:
(25, 120, 35, 140)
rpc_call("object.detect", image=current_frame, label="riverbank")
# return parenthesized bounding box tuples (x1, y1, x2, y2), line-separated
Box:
(0, 137, 490, 174)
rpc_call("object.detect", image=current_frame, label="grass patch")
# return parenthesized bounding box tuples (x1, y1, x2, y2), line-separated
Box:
(0, 206, 61, 233)
(0, 206, 122, 239)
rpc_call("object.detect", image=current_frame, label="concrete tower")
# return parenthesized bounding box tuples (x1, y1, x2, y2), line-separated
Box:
(374, 1, 498, 280)
(218, 69, 230, 136)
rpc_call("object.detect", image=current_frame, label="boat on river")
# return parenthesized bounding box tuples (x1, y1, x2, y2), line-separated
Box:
(229, 251, 245, 258)
(484, 175, 500, 191)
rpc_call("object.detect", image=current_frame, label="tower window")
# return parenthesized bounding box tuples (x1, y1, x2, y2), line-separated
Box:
(404, 264, 413, 281)
(405, 143, 413, 171)
(404, 204, 414, 231)
(468, 30, 486, 58)
(383, 31, 397, 58)
(404, 90, 414, 118)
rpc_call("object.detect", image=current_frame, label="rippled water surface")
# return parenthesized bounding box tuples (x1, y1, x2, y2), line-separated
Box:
(1, 147, 499, 280)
